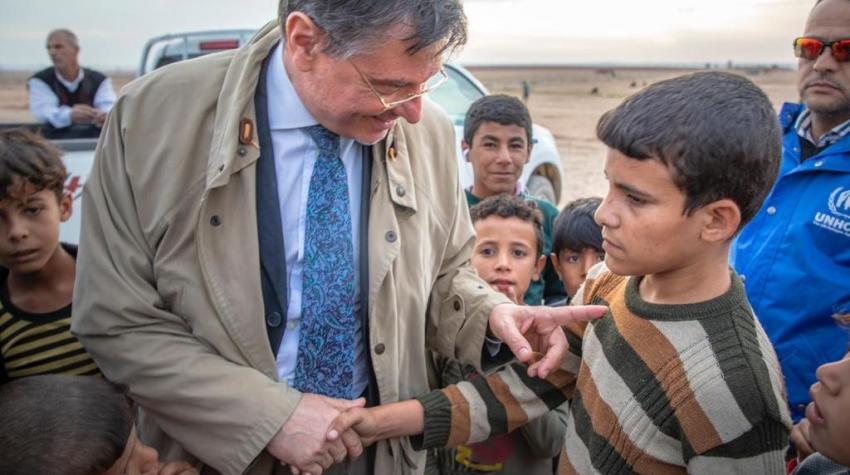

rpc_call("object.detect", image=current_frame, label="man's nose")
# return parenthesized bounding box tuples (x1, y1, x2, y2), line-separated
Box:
(813, 46, 839, 73)
(392, 96, 423, 124)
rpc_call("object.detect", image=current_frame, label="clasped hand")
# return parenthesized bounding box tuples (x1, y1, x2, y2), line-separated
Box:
(269, 303, 606, 474)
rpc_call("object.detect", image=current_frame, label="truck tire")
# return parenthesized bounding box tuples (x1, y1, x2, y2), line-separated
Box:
(526, 174, 557, 205)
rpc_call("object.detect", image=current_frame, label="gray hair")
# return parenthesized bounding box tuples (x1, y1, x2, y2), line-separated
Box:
(278, 0, 467, 58)
(47, 28, 79, 50)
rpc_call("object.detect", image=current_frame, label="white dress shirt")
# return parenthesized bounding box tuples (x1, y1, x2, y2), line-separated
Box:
(27, 68, 116, 129)
(266, 43, 368, 396)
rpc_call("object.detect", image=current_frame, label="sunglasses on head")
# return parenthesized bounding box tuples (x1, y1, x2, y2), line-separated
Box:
(793, 37, 850, 62)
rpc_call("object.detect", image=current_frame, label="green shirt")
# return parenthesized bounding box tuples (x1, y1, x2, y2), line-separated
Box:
(465, 190, 566, 305)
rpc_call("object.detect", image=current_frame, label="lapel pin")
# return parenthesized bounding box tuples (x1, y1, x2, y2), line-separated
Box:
(239, 118, 254, 145)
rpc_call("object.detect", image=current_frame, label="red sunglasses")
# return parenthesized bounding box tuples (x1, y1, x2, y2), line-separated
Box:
(793, 37, 850, 62)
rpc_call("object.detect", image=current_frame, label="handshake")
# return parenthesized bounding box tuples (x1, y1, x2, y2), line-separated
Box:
(266, 302, 607, 475)
(267, 394, 422, 475)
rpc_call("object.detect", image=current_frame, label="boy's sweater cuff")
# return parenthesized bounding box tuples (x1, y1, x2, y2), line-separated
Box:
(412, 390, 453, 450)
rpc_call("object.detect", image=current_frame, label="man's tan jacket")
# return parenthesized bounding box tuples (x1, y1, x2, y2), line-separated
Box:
(72, 20, 508, 475)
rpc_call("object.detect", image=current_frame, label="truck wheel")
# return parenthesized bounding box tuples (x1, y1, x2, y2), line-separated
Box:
(526, 174, 557, 205)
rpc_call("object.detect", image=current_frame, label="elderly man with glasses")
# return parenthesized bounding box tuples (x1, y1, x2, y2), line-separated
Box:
(71, 1, 605, 475)
(733, 0, 850, 428)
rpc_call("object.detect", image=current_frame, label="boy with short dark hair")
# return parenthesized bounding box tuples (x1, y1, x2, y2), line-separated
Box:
(462, 94, 566, 305)
(329, 72, 793, 474)
(0, 374, 197, 474)
(0, 129, 98, 383)
(428, 194, 567, 474)
(549, 197, 604, 303)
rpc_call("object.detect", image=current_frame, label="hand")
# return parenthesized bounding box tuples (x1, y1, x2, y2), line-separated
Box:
(327, 400, 424, 446)
(266, 394, 366, 475)
(790, 418, 815, 462)
(70, 104, 98, 124)
(488, 304, 607, 378)
(93, 110, 108, 128)
(327, 407, 381, 447)
(157, 461, 199, 475)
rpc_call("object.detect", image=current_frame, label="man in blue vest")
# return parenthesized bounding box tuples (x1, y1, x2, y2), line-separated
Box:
(733, 0, 850, 423)
(28, 29, 115, 130)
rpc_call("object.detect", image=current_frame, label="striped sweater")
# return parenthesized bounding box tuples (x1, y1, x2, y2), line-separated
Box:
(0, 244, 100, 384)
(416, 268, 792, 474)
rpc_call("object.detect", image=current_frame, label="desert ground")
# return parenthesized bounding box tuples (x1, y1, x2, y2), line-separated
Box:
(0, 66, 799, 205)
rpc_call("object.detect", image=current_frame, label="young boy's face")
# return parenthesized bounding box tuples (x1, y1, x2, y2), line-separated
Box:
(471, 215, 545, 304)
(594, 149, 707, 278)
(0, 185, 71, 274)
(551, 247, 605, 297)
(806, 355, 850, 466)
(464, 121, 531, 198)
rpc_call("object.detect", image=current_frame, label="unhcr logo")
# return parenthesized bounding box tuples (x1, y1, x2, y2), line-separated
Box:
(814, 187, 850, 237)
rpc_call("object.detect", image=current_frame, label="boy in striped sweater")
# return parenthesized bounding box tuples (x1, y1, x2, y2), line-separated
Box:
(328, 72, 792, 474)
(0, 129, 99, 383)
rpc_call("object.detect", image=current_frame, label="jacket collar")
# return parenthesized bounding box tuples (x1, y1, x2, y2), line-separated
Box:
(779, 102, 804, 133)
(376, 124, 418, 213)
(206, 20, 280, 190)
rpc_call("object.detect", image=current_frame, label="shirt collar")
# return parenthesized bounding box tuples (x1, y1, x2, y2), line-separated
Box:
(54, 68, 84, 91)
(794, 106, 850, 148)
(266, 42, 318, 130)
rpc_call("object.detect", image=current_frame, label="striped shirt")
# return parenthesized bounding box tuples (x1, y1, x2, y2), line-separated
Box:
(0, 246, 100, 384)
(794, 108, 850, 148)
(417, 267, 792, 474)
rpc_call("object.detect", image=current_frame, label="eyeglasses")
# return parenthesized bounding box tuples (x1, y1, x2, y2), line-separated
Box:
(793, 37, 850, 62)
(350, 61, 449, 110)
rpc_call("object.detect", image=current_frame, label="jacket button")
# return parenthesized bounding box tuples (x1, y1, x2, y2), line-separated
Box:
(210, 215, 222, 226)
(385, 230, 397, 243)
(396, 185, 406, 197)
(766, 206, 777, 215)
(453, 300, 461, 311)
(237, 147, 247, 157)
(266, 312, 282, 328)
(374, 343, 386, 355)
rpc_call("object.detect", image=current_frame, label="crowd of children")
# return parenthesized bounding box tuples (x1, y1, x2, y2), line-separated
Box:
(1, 66, 849, 475)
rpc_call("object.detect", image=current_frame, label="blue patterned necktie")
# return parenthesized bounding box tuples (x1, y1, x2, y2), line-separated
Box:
(293, 125, 357, 399)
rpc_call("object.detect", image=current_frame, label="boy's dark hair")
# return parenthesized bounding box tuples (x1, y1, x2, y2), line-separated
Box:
(463, 94, 533, 147)
(0, 375, 134, 475)
(0, 129, 67, 202)
(552, 197, 603, 255)
(596, 71, 781, 229)
(470, 194, 544, 258)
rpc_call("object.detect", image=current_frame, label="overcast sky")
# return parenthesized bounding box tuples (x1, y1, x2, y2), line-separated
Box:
(1, 0, 813, 71)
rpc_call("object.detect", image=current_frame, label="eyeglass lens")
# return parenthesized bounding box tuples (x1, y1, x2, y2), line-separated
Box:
(794, 37, 850, 62)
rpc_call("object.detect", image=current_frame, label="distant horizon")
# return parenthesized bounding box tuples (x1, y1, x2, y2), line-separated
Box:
(0, 61, 799, 76)
(2, 0, 811, 72)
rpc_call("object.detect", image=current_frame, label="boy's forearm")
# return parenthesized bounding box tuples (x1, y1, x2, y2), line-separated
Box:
(370, 399, 424, 440)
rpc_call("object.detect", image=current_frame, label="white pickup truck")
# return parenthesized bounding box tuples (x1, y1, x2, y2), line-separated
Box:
(23, 30, 565, 243)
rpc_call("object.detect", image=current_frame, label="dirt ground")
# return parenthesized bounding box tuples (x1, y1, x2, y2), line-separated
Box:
(0, 66, 798, 205)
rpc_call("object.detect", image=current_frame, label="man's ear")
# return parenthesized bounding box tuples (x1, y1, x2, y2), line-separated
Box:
(461, 140, 470, 161)
(284, 12, 324, 72)
(699, 199, 741, 242)
(59, 192, 73, 223)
